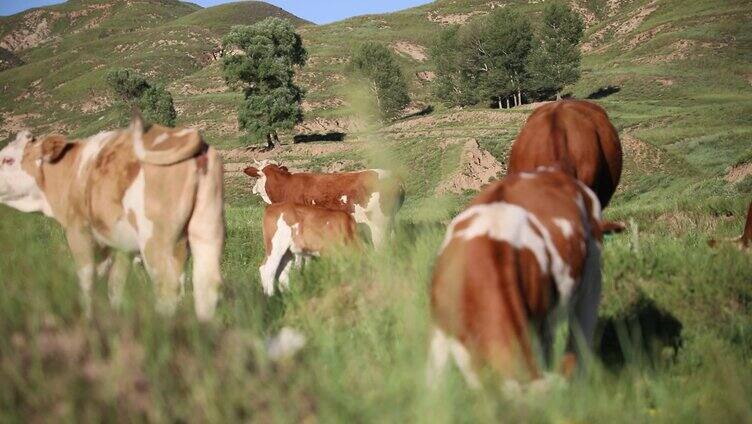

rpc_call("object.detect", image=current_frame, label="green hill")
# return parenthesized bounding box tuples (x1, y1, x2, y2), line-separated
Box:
(0, 1, 751, 421)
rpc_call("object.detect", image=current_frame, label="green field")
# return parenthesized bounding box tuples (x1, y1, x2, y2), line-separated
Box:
(1, 0, 751, 422)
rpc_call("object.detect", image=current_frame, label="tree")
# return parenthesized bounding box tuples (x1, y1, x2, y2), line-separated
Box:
(139, 85, 177, 127)
(351, 42, 410, 120)
(527, 2, 585, 100)
(481, 9, 534, 108)
(429, 9, 534, 108)
(105, 68, 150, 102)
(105, 68, 177, 127)
(222, 17, 307, 148)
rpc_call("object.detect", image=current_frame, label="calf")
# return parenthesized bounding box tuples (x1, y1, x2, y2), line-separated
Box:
(428, 169, 603, 388)
(0, 111, 224, 320)
(244, 161, 404, 248)
(509, 100, 622, 231)
(259, 202, 358, 295)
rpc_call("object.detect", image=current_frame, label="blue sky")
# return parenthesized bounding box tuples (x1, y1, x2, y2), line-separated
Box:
(0, 0, 433, 24)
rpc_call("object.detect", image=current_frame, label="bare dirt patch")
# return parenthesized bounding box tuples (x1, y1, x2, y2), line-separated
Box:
(621, 133, 666, 172)
(582, 1, 658, 53)
(436, 139, 504, 195)
(0, 13, 52, 52)
(615, 1, 657, 36)
(390, 41, 428, 61)
(416, 71, 436, 82)
(220, 140, 357, 177)
(427, 10, 485, 26)
(81, 96, 111, 114)
(725, 163, 752, 183)
(639, 39, 695, 64)
(0, 112, 41, 139)
(569, 1, 596, 27)
(295, 117, 352, 134)
(625, 23, 669, 50)
(301, 98, 347, 112)
(655, 78, 675, 86)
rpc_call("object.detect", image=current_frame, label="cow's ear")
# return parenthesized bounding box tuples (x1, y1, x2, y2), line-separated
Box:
(130, 106, 145, 135)
(279, 165, 289, 173)
(41, 135, 72, 163)
(244, 166, 259, 177)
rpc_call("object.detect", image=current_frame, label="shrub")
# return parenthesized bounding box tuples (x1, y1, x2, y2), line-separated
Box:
(139, 85, 177, 127)
(105, 68, 150, 102)
(352, 42, 410, 120)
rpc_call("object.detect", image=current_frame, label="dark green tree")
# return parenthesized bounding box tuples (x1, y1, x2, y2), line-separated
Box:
(430, 9, 533, 108)
(222, 17, 307, 148)
(105, 68, 177, 127)
(351, 42, 410, 120)
(139, 85, 177, 127)
(527, 2, 585, 99)
(479, 9, 534, 108)
(105, 68, 150, 102)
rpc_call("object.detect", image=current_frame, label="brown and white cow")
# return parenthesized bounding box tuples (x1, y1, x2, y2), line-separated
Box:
(244, 161, 404, 247)
(0, 111, 224, 320)
(259, 202, 358, 296)
(428, 169, 603, 389)
(509, 100, 622, 223)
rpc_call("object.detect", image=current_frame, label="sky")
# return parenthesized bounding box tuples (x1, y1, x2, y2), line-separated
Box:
(0, 0, 433, 24)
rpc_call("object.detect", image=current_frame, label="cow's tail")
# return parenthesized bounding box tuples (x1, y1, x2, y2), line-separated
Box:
(187, 145, 225, 321)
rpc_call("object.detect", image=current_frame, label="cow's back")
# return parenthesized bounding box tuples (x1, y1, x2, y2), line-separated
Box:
(508, 100, 622, 207)
(274, 170, 392, 213)
(263, 202, 356, 253)
(85, 131, 202, 251)
(432, 170, 601, 380)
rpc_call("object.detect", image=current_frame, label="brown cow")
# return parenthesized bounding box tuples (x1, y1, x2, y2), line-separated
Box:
(244, 161, 404, 247)
(259, 202, 358, 295)
(0, 112, 224, 320)
(428, 169, 603, 389)
(509, 99, 622, 213)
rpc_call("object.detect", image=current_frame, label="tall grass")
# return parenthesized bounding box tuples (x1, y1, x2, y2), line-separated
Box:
(1, 184, 751, 421)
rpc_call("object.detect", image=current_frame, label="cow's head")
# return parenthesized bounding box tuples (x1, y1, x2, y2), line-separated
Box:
(0, 130, 70, 215)
(243, 160, 289, 204)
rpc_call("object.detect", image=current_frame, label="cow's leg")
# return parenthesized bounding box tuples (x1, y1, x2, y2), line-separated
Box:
(188, 219, 224, 321)
(277, 250, 295, 292)
(565, 237, 602, 374)
(107, 251, 132, 308)
(427, 327, 481, 389)
(448, 335, 481, 389)
(426, 327, 451, 388)
(259, 221, 294, 297)
(186, 146, 224, 320)
(142, 237, 188, 316)
(65, 227, 97, 318)
(537, 316, 555, 369)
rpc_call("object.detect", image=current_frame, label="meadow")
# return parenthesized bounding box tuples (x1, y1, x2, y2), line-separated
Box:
(1, 0, 752, 421)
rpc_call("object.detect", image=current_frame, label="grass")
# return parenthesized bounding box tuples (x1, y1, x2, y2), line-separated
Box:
(1, 0, 752, 421)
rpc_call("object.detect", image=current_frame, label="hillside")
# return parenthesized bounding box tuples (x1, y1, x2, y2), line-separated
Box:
(0, 0, 310, 138)
(0, 1, 751, 421)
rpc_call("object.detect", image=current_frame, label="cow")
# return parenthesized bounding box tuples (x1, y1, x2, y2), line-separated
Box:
(428, 168, 604, 389)
(259, 202, 358, 296)
(243, 161, 404, 248)
(508, 100, 623, 232)
(0, 111, 224, 320)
